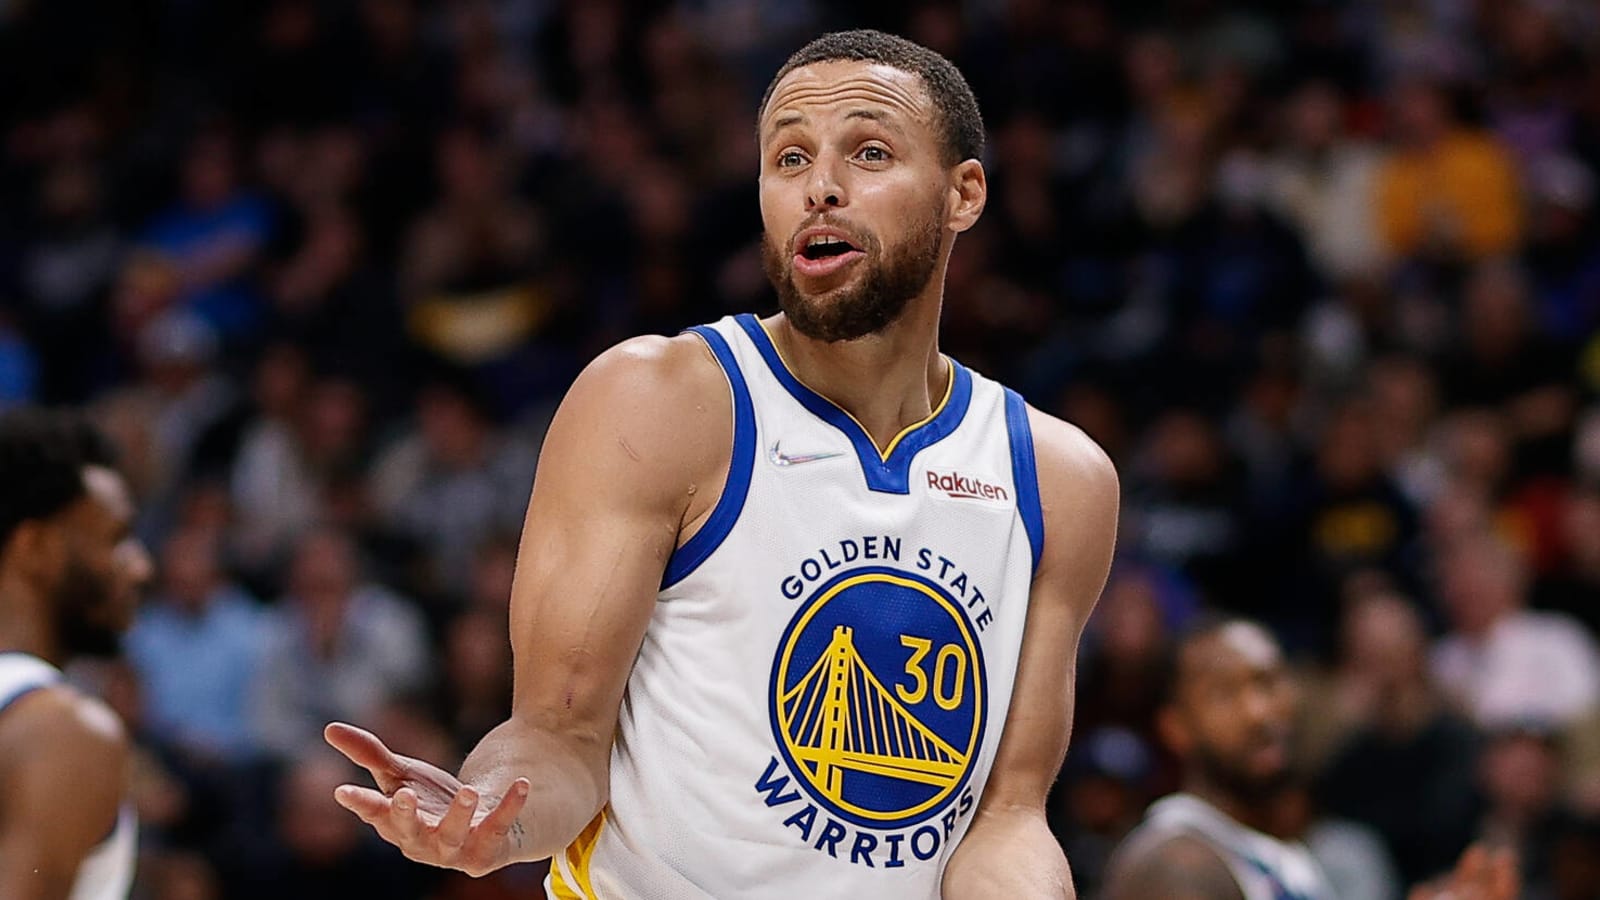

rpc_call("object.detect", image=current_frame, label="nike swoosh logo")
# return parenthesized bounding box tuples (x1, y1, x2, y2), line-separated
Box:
(768, 441, 846, 467)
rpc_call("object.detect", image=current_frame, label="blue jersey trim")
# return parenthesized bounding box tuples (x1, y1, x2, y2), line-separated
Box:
(1004, 388, 1045, 573)
(734, 313, 972, 494)
(662, 325, 757, 589)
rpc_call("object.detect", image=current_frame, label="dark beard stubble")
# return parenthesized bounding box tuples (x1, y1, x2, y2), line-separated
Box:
(762, 205, 945, 343)
(53, 553, 122, 658)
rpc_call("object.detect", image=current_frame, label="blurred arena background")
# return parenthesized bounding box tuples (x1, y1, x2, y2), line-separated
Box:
(3, 0, 1600, 897)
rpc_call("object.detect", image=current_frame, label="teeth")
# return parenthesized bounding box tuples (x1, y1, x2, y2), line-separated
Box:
(807, 235, 847, 248)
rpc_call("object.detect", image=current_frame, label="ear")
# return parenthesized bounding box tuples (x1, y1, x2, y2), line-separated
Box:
(1156, 703, 1191, 757)
(4, 519, 65, 580)
(946, 159, 986, 234)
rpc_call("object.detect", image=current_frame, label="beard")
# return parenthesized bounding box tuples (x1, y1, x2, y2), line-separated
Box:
(762, 205, 944, 343)
(1191, 739, 1294, 808)
(52, 555, 123, 658)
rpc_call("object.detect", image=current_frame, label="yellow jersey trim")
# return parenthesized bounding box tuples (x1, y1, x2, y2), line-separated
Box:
(757, 319, 954, 462)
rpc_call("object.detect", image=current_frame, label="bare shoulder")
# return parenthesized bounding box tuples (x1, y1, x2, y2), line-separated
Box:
(540, 332, 733, 503)
(1022, 404, 1119, 577)
(1023, 404, 1119, 512)
(0, 684, 128, 775)
(567, 332, 729, 420)
(0, 684, 128, 819)
(1104, 827, 1244, 900)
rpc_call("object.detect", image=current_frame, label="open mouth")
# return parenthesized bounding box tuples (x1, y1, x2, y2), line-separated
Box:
(799, 235, 860, 260)
(793, 231, 865, 278)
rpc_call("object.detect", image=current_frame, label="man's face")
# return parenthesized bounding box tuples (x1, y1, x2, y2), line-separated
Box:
(49, 466, 153, 656)
(1168, 624, 1298, 803)
(757, 61, 958, 343)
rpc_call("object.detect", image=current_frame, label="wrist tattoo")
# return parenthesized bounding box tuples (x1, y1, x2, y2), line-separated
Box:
(509, 818, 526, 849)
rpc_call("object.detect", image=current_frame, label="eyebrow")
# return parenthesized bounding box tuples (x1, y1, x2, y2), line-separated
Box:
(765, 113, 805, 143)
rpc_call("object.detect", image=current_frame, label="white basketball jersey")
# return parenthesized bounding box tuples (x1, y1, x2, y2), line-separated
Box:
(0, 653, 137, 900)
(1138, 794, 1333, 900)
(548, 315, 1045, 899)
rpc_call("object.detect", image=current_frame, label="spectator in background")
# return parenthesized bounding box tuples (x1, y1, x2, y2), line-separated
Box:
(137, 129, 272, 339)
(0, 311, 39, 408)
(1444, 262, 1580, 497)
(1522, 154, 1600, 342)
(1374, 78, 1522, 262)
(13, 160, 120, 402)
(95, 310, 239, 536)
(232, 373, 369, 579)
(369, 378, 535, 601)
(1048, 726, 1154, 899)
(220, 751, 432, 899)
(253, 528, 430, 758)
(400, 127, 545, 376)
(1076, 565, 1192, 753)
(1316, 592, 1482, 884)
(1263, 78, 1387, 283)
(265, 201, 411, 417)
(1287, 398, 1421, 650)
(1432, 529, 1600, 731)
(1538, 484, 1600, 636)
(1124, 409, 1249, 611)
(436, 607, 512, 759)
(1273, 782, 1404, 900)
(1476, 726, 1579, 899)
(1367, 355, 1448, 510)
(125, 525, 270, 762)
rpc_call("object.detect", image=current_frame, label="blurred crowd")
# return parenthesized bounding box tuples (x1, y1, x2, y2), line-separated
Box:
(3, 0, 1600, 897)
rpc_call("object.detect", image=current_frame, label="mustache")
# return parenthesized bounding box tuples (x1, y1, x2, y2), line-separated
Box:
(788, 216, 872, 250)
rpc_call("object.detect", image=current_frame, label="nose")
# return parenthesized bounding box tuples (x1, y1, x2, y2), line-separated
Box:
(806, 153, 848, 211)
(120, 538, 155, 588)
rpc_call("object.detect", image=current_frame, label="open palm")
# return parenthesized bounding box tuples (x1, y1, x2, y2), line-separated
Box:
(324, 722, 531, 877)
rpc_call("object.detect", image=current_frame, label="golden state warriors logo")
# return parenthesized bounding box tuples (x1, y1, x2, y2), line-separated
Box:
(769, 566, 987, 830)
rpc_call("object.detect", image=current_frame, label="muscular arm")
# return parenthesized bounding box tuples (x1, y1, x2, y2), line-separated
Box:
(0, 688, 129, 900)
(453, 333, 732, 863)
(942, 406, 1119, 899)
(1102, 833, 1246, 900)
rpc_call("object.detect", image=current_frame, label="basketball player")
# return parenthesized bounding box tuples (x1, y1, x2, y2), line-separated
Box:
(1102, 618, 1516, 900)
(326, 30, 1119, 897)
(0, 410, 152, 898)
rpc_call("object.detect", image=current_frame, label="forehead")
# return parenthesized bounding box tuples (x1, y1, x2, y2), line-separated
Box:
(1182, 623, 1284, 686)
(762, 60, 933, 137)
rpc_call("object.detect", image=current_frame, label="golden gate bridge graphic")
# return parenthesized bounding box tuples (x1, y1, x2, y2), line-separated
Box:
(779, 624, 968, 807)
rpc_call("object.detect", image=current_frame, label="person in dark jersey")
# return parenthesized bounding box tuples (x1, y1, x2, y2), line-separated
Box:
(0, 409, 153, 898)
(1104, 618, 1516, 900)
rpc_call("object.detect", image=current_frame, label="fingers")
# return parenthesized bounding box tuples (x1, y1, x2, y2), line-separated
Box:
(436, 785, 480, 852)
(333, 784, 391, 821)
(475, 778, 532, 840)
(391, 787, 423, 845)
(324, 722, 405, 788)
(331, 773, 527, 875)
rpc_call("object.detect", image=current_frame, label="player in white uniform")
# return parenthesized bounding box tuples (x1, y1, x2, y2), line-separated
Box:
(326, 30, 1121, 897)
(1103, 619, 1517, 900)
(0, 411, 151, 899)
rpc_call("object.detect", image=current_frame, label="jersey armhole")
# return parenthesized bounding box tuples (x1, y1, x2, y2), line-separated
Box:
(1003, 388, 1045, 575)
(661, 326, 756, 590)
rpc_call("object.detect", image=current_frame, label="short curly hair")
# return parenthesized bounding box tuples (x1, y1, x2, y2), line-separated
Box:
(0, 409, 118, 549)
(759, 30, 985, 167)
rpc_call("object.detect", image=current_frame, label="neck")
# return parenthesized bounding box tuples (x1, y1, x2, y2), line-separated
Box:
(767, 289, 948, 452)
(1185, 773, 1279, 836)
(0, 571, 61, 666)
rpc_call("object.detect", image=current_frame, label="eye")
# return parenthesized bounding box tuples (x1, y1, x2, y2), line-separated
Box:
(858, 145, 890, 162)
(777, 150, 807, 168)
